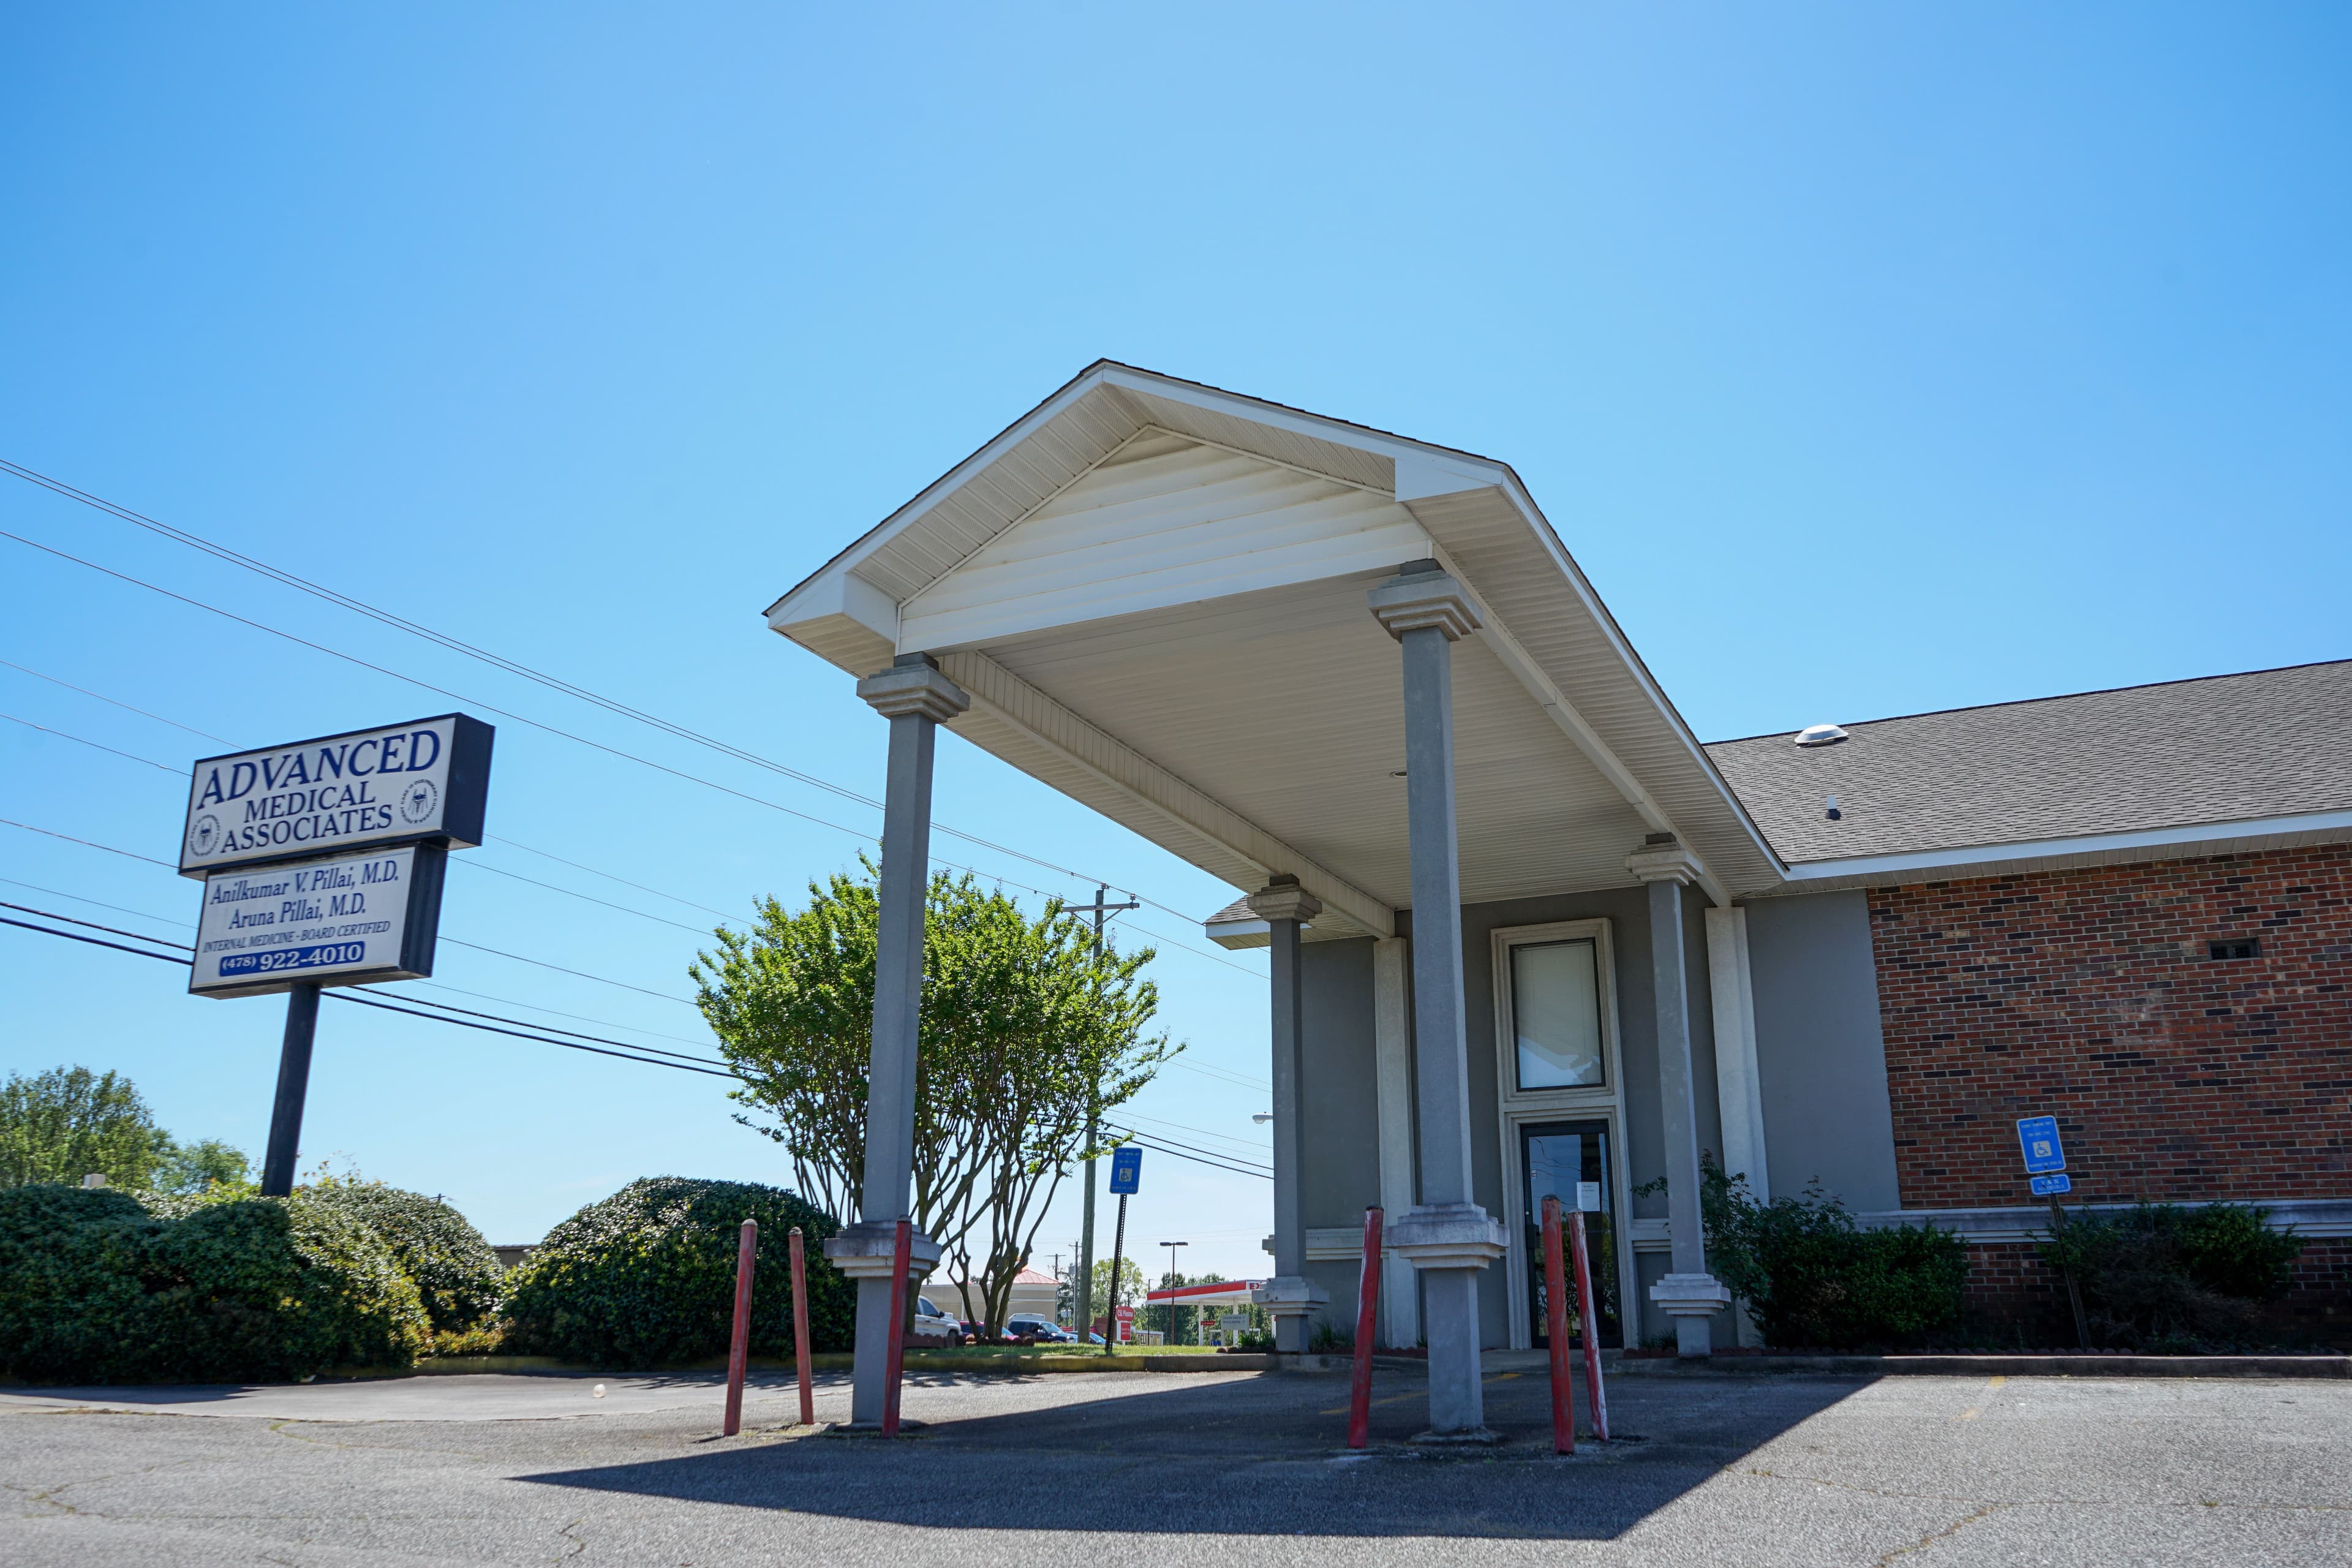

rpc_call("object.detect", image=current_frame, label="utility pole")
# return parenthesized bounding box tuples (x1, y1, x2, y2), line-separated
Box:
(1160, 1239, 1189, 1344)
(1071, 883, 1137, 1341)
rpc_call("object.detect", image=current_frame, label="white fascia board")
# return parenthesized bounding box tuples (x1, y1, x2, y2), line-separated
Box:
(763, 364, 1126, 620)
(763, 564, 898, 641)
(1095, 366, 1515, 481)
(1205, 918, 1270, 950)
(1778, 809, 2352, 888)
(1465, 468, 1791, 884)
(1431, 554, 1735, 909)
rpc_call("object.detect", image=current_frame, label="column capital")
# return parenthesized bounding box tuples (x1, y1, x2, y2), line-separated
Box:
(1245, 876, 1323, 924)
(858, 657, 970, 723)
(1626, 835, 1705, 886)
(1368, 566, 1482, 642)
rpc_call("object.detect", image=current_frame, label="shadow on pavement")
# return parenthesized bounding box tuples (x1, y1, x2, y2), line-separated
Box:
(520, 1366, 1875, 1539)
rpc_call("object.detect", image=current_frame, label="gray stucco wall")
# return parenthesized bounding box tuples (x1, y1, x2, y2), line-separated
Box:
(1292, 881, 1733, 1349)
(1298, 937, 1383, 1330)
(1744, 889, 1902, 1211)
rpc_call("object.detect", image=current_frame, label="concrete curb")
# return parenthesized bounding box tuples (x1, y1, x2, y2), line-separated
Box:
(1613, 1353, 2351, 1379)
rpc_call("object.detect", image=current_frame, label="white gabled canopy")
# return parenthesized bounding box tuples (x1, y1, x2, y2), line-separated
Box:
(767, 363, 1785, 939)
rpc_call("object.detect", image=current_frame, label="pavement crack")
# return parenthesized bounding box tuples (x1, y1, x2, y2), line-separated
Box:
(555, 1517, 589, 1560)
(1877, 1501, 2007, 1565)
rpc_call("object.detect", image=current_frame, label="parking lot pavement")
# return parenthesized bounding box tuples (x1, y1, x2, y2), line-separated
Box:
(5, 1366, 2348, 1566)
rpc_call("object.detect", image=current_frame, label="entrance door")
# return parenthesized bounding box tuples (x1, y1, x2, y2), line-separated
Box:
(1523, 1120, 1621, 1348)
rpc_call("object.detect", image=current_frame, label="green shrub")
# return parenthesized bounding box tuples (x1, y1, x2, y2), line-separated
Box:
(0, 1183, 429, 1383)
(304, 1181, 502, 1333)
(2038, 1202, 2302, 1349)
(1696, 1159, 1968, 1349)
(500, 1177, 852, 1367)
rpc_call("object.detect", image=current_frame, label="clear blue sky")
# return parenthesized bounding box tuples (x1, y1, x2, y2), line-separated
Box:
(4, 6, 2347, 1278)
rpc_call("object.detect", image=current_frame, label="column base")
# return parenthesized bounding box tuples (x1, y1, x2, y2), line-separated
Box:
(1648, 1272, 1731, 1359)
(1386, 1202, 1508, 1270)
(1409, 1427, 1503, 1447)
(1253, 1276, 1329, 1353)
(823, 1220, 943, 1284)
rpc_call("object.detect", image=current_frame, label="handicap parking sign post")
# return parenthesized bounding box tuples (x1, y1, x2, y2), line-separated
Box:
(2018, 1114, 2093, 1348)
(1101, 1145, 1141, 1357)
(2016, 1115, 2065, 1175)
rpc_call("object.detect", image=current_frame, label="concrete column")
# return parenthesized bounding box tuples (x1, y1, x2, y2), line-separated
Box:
(1370, 562, 1507, 1440)
(1705, 905, 1768, 1347)
(1627, 837, 1732, 1357)
(1371, 936, 1420, 1349)
(826, 654, 966, 1425)
(1248, 877, 1327, 1351)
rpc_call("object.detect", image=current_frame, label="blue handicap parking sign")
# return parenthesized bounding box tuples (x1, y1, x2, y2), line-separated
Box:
(2016, 1115, 2065, 1175)
(2031, 1173, 2072, 1196)
(1109, 1145, 1143, 1195)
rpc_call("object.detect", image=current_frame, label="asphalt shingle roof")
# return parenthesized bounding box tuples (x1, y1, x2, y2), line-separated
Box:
(1705, 659, 2352, 867)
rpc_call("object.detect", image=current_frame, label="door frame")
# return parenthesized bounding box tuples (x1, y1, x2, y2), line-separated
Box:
(1490, 917, 1637, 1351)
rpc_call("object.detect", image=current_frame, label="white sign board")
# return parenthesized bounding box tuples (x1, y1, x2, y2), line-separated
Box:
(179, 714, 492, 878)
(190, 843, 443, 997)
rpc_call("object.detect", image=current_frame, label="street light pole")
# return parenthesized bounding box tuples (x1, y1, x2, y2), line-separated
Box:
(1159, 1239, 1189, 1344)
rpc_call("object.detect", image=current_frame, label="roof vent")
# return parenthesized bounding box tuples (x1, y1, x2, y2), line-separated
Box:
(1794, 723, 1849, 748)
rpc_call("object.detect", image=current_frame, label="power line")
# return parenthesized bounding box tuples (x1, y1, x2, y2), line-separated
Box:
(0, 467, 1228, 929)
(1, 710, 182, 775)
(1108, 1130, 1273, 1182)
(1109, 1123, 1273, 1174)
(0, 658, 227, 740)
(0, 910, 737, 1080)
(0, 628, 1261, 978)
(1120, 1110, 1273, 1155)
(1, 815, 175, 865)
(0, 704, 737, 938)
(0, 875, 725, 1055)
(0, 814, 704, 1006)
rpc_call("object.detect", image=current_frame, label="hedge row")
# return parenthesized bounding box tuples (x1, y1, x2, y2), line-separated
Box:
(500, 1177, 854, 1365)
(1, 1175, 853, 1383)
(0, 1184, 429, 1383)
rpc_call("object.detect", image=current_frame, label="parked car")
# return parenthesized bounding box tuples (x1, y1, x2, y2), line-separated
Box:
(1005, 1315, 1073, 1343)
(911, 1297, 960, 1347)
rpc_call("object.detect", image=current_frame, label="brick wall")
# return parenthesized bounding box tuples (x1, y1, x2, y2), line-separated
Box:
(1868, 843, 2352, 1209)
(1957, 1238, 2352, 1348)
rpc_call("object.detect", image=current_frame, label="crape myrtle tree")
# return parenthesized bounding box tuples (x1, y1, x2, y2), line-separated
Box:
(692, 864, 1177, 1335)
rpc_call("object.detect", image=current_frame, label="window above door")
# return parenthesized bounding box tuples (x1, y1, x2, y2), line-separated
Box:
(1492, 918, 1622, 1110)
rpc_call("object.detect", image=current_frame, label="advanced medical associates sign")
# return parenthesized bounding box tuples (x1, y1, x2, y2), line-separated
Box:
(179, 715, 493, 998)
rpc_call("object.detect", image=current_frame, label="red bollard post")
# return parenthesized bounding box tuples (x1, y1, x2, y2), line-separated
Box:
(1542, 1196, 1575, 1454)
(788, 1226, 814, 1428)
(723, 1218, 758, 1437)
(1346, 1206, 1383, 1449)
(880, 1216, 911, 1438)
(1568, 1209, 1609, 1442)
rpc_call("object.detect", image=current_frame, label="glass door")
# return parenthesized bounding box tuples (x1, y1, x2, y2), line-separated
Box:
(1523, 1120, 1621, 1348)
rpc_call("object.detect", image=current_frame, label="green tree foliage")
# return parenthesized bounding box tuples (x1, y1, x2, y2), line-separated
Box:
(2037, 1202, 2304, 1349)
(1691, 1158, 1967, 1349)
(694, 867, 1175, 1333)
(0, 1066, 172, 1189)
(0, 1183, 429, 1382)
(1081, 1253, 1147, 1333)
(500, 1177, 853, 1366)
(154, 1138, 254, 1197)
(304, 1179, 503, 1333)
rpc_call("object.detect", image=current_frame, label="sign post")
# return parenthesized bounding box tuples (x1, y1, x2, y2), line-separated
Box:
(177, 714, 493, 1197)
(1102, 1145, 1140, 1357)
(2017, 1115, 2093, 1348)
